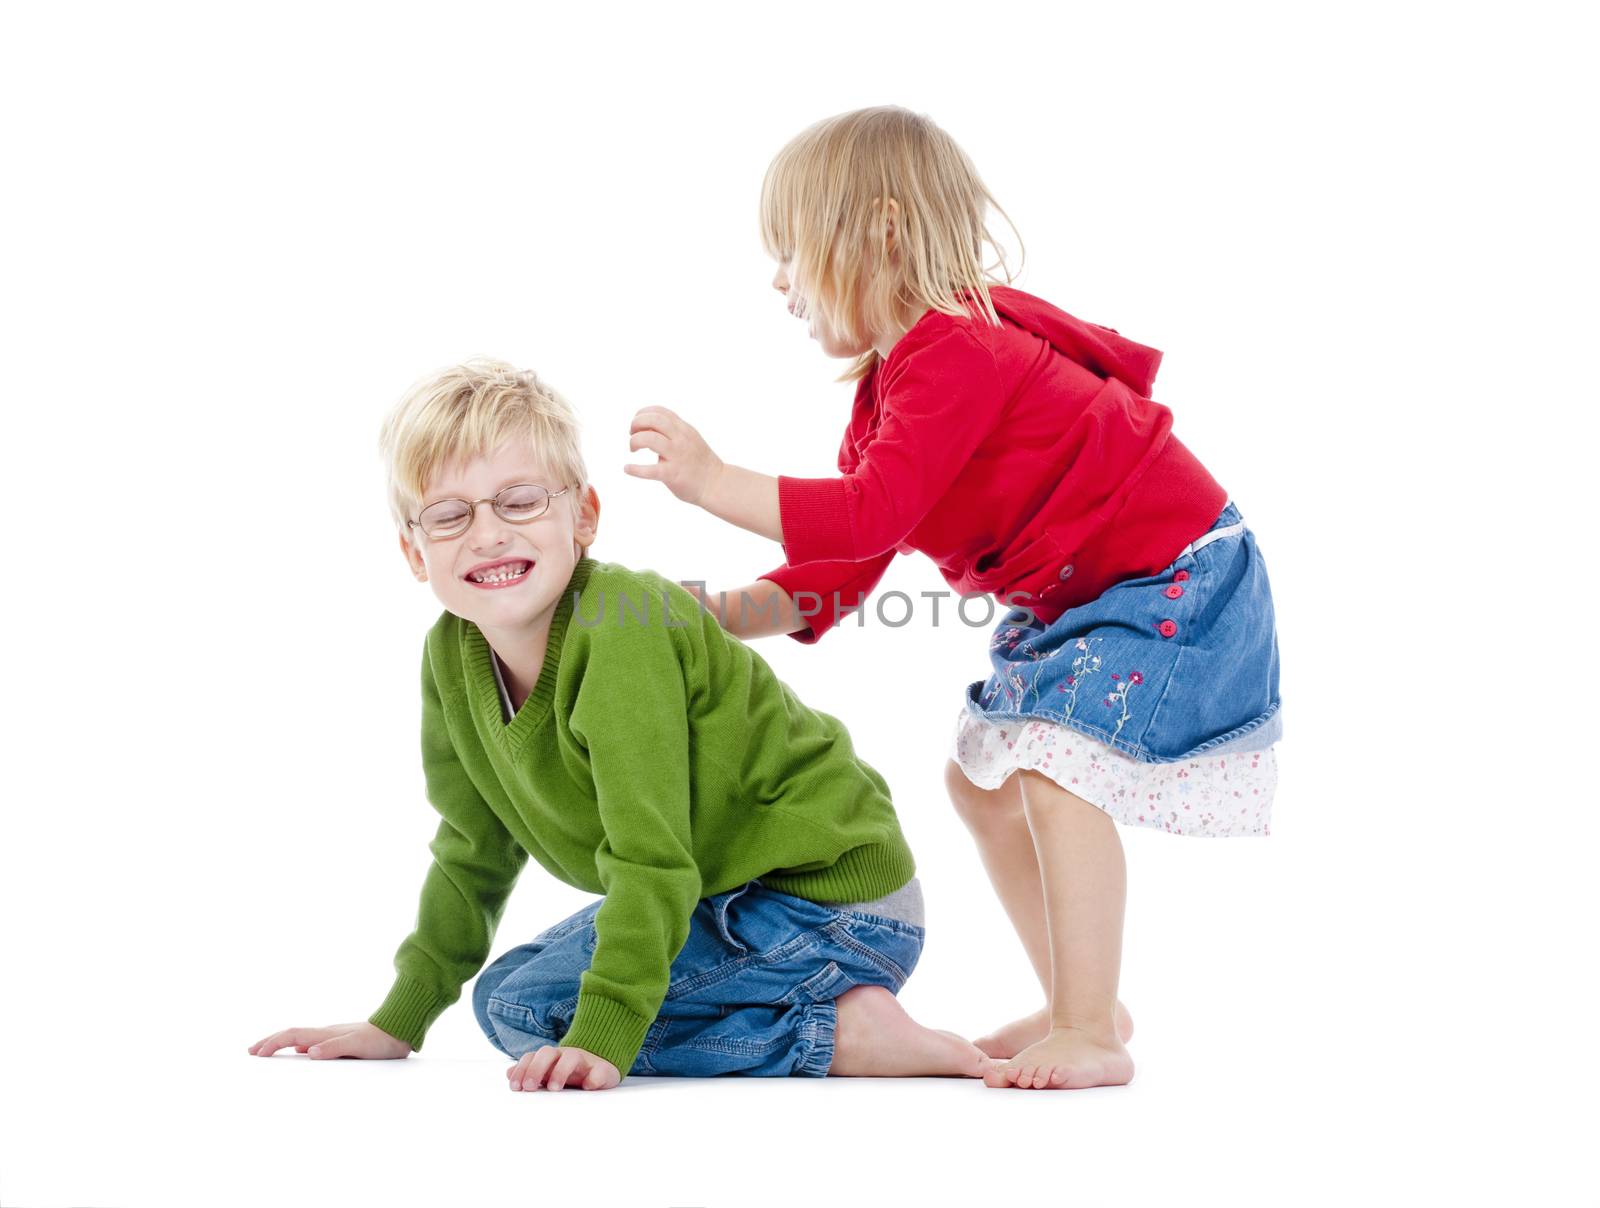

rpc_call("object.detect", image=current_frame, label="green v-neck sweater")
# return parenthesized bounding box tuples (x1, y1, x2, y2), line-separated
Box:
(367, 556, 916, 1073)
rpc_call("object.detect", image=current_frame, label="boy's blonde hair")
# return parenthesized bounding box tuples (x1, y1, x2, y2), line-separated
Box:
(378, 358, 587, 534)
(759, 105, 1025, 383)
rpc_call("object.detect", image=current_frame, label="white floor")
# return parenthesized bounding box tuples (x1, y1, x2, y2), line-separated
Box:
(2, 997, 1588, 1208)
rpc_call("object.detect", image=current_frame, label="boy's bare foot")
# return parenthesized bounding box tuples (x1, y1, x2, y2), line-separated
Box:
(983, 1025, 1134, 1090)
(829, 985, 990, 1078)
(975, 1000, 1134, 1060)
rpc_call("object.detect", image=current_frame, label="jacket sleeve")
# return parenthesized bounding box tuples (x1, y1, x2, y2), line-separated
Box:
(776, 326, 1005, 565)
(368, 643, 529, 1052)
(757, 550, 897, 644)
(559, 602, 702, 1075)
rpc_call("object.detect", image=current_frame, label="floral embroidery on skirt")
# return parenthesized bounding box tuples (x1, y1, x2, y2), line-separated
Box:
(951, 707, 1274, 838)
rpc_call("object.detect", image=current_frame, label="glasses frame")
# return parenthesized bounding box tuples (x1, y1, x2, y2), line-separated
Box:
(407, 483, 569, 540)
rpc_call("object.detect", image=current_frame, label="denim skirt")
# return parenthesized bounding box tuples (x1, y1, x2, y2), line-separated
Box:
(963, 501, 1282, 764)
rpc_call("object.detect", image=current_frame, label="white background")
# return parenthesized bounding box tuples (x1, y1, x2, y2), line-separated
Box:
(1, 3, 1594, 1206)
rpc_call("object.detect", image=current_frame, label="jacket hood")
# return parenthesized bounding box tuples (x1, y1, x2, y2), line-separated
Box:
(982, 284, 1163, 396)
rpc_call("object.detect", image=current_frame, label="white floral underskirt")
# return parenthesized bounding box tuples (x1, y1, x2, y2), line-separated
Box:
(951, 708, 1275, 838)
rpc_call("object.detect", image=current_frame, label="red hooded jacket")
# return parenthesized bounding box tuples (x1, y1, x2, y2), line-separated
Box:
(760, 284, 1228, 643)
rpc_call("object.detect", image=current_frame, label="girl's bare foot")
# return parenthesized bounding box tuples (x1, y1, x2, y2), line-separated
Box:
(975, 1000, 1135, 1059)
(983, 1025, 1134, 1090)
(829, 985, 991, 1078)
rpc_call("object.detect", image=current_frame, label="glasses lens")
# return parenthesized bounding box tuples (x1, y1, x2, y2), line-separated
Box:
(495, 484, 551, 521)
(419, 500, 472, 537)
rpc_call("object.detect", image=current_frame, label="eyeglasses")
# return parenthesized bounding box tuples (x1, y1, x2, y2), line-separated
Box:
(407, 483, 568, 540)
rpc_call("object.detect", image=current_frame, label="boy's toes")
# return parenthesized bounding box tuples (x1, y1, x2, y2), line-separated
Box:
(981, 1061, 1015, 1088)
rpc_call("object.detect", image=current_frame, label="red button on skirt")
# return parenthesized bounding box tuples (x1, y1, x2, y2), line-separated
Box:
(1158, 619, 1179, 638)
(1164, 584, 1184, 599)
(1173, 570, 1190, 582)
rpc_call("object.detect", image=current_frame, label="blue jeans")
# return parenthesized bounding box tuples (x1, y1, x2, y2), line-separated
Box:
(472, 879, 926, 1076)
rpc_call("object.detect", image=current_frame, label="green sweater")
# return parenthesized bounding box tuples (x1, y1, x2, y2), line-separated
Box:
(367, 556, 916, 1073)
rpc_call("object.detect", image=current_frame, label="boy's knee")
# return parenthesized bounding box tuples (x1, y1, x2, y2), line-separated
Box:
(472, 951, 520, 1034)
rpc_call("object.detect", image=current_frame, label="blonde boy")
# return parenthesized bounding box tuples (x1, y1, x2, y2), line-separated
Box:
(248, 359, 988, 1089)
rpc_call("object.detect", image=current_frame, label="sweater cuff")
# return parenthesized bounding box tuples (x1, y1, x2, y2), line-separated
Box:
(756, 563, 833, 645)
(368, 973, 449, 1053)
(560, 991, 654, 1077)
(777, 475, 855, 564)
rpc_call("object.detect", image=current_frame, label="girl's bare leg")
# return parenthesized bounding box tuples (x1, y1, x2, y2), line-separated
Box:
(943, 760, 1132, 1059)
(983, 769, 1135, 1090)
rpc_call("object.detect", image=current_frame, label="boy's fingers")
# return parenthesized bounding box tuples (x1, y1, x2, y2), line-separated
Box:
(308, 1032, 353, 1059)
(512, 1046, 558, 1091)
(253, 1027, 322, 1056)
(547, 1050, 582, 1092)
(529, 1048, 562, 1091)
(530, 1047, 562, 1088)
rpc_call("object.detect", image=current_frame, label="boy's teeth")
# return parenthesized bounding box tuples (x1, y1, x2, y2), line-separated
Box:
(471, 561, 531, 583)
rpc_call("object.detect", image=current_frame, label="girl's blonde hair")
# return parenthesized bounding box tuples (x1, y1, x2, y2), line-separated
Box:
(377, 358, 587, 534)
(760, 105, 1024, 383)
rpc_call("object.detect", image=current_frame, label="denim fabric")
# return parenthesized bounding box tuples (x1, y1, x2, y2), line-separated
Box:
(472, 879, 926, 1077)
(964, 501, 1282, 764)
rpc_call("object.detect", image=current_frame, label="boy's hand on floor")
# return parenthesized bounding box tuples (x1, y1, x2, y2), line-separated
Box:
(248, 1021, 412, 1060)
(506, 1044, 621, 1092)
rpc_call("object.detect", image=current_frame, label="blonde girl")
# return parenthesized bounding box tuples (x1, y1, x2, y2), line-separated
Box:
(625, 105, 1281, 1090)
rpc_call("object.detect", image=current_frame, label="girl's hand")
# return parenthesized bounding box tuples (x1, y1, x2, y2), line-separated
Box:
(625, 406, 723, 505)
(507, 1044, 621, 1092)
(248, 1021, 412, 1060)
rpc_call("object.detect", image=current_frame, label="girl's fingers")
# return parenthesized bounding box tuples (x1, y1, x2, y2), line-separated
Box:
(629, 431, 669, 456)
(631, 404, 680, 426)
(621, 462, 664, 480)
(629, 408, 672, 433)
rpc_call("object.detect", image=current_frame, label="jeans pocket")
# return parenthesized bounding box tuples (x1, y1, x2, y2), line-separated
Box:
(838, 917, 924, 985)
(710, 881, 759, 954)
(781, 960, 853, 1005)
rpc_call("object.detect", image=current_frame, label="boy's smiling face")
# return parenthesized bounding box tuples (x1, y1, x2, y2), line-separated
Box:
(398, 440, 599, 638)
